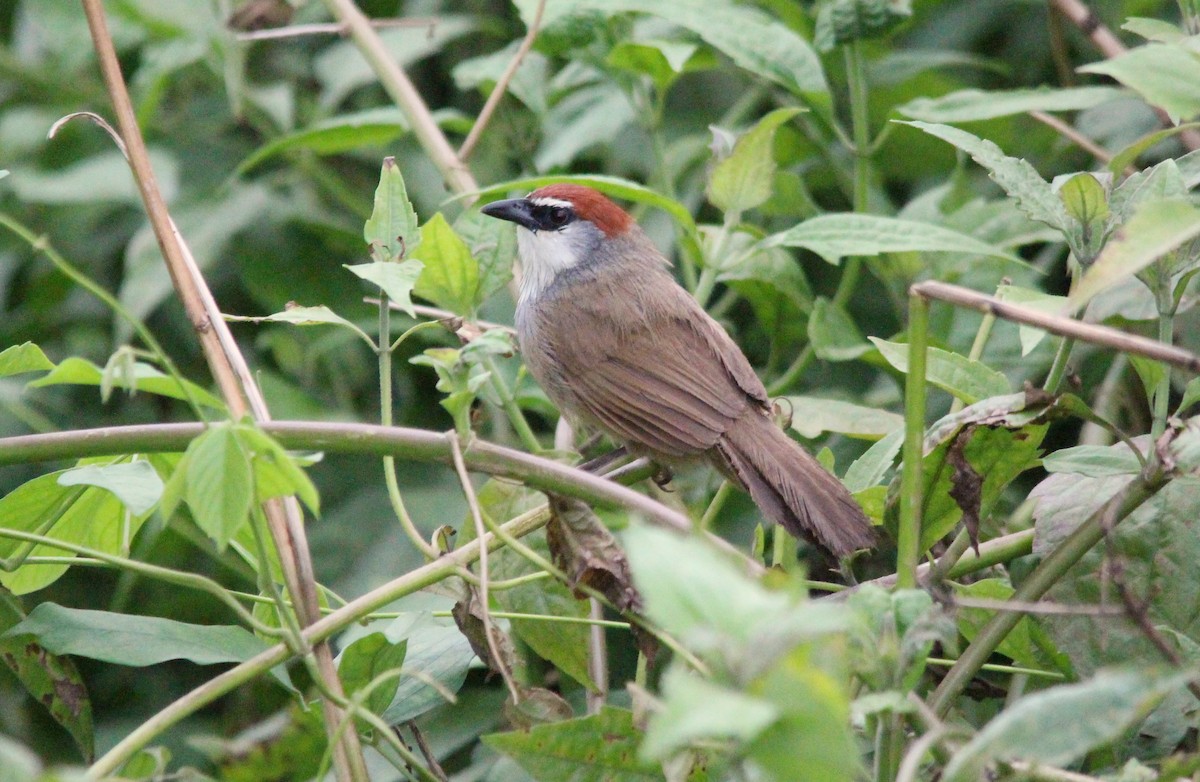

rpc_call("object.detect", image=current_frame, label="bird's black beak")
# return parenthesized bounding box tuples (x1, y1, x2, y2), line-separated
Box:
(481, 198, 539, 232)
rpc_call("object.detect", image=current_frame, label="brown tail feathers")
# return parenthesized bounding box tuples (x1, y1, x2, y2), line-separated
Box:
(715, 410, 876, 558)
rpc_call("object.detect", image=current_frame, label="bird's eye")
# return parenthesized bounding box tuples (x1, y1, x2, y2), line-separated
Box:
(548, 206, 571, 227)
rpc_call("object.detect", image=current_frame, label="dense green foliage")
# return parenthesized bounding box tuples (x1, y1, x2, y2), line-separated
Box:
(2, 0, 1200, 780)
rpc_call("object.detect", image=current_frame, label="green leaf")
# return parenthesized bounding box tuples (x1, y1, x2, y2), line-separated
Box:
(1123, 17, 1186, 42)
(185, 425, 253, 552)
(3, 603, 273, 668)
(898, 86, 1124, 123)
(363, 156, 420, 263)
(764, 213, 1023, 266)
(0, 591, 93, 762)
(344, 260, 424, 319)
(787, 396, 904, 440)
(337, 633, 407, 715)
(28, 357, 225, 409)
(0, 461, 154, 595)
(814, 0, 912, 51)
(226, 305, 375, 348)
(410, 212, 481, 315)
(1069, 199, 1200, 309)
(486, 706, 660, 781)
(1058, 172, 1109, 256)
(707, 108, 802, 214)
(641, 667, 779, 760)
(235, 108, 409, 175)
(1107, 123, 1200, 175)
(870, 338, 1010, 405)
(943, 669, 1189, 782)
(57, 461, 163, 516)
(1080, 43, 1200, 123)
(1043, 444, 1142, 477)
(954, 579, 1068, 672)
(606, 40, 709, 92)
(1178, 376, 1200, 416)
(377, 614, 476, 725)
(844, 429, 904, 492)
(236, 426, 321, 516)
(0, 342, 54, 378)
(522, 0, 829, 101)
(807, 297, 870, 361)
(900, 121, 1071, 232)
(454, 208, 516, 305)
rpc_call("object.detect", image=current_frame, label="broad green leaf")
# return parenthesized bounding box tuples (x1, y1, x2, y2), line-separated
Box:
(185, 425, 253, 552)
(1080, 43, 1200, 123)
(0, 343, 54, 377)
(235, 108, 409, 175)
(410, 212, 481, 315)
(716, 238, 812, 312)
(707, 108, 802, 214)
(641, 667, 779, 760)
(1178, 376, 1200, 416)
(1107, 123, 1200, 175)
(454, 208, 516, 305)
(900, 121, 1071, 232)
(237, 426, 321, 516)
(344, 260, 424, 318)
(870, 338, 1010, 405)
(764, 213, 1023, 265)
(0, 591, 93, 762)
(898, 86, 1124, 123)
(337, 633, 408, 715)
(0, 461, 153, 595)
(28, 357, 225, 409)
(57, 461, 163, 516)
(487, 707, 658, 781)
(363, 156, 420, 263)
(943, 669, 1189, 782)
(622, 525, 790, 642)
(807, 297, 870, 361)
(378, 615, 476, 725)
(1070, 199, 1200, 308)
(1043, 444, 1142, 477)
(844, 429, 904, 492)
(225, 306, 375, 348)
(1109, 159, 1189, 224)
(521, 0, 830, 101)
(814, 0, 912, 51)
(3, 603, 273, 668)
(787, 396, 904, 440)
(996, 285, 1069, 356)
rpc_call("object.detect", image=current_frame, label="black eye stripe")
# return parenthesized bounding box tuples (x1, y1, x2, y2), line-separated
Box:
(531, 204, 575, 230)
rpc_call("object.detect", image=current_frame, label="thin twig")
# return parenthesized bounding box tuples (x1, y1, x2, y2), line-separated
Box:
(236, 17, 438, 41)
(407, 723, 450, 782)
(586, 598, 608, 714)
(446, 432, 522, 703)
(458, 0, 547, 161)
(911, 281, 1200, 373)
(1028, 110, 1116, 165)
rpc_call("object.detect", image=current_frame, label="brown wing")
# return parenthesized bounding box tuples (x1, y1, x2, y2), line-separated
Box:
(531, 278, 765, 459)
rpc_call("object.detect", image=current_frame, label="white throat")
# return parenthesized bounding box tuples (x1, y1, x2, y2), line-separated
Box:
(513, 219, 597, 309)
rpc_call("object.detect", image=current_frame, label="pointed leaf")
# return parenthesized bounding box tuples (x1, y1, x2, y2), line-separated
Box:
(28, 357, 225, 409)
(787, 396, 904, 440)
(185, 425, 253, 551)
(765, 213, 1023, 265)
(485, 706, 659, 781)
(898, 86, 1124, 123)
(1080, 43, 1200, 123)
(57, 461, 163, 516)
(0, 343, 54, 378)
(363, 156, 420, 262)
(410, 212, 480, 315)
(707, 108, 802, 214)
(871, 338, 1010, 405)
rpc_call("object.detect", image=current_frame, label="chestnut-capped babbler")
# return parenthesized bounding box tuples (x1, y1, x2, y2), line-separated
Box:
(482, 184, 875, 558)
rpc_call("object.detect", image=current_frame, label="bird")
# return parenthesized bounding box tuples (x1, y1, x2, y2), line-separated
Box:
(481, 184, 875, 558)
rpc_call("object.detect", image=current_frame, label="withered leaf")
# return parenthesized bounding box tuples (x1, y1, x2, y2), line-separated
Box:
(947, 427, 984, 554)
(451, 587, 519, 679)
